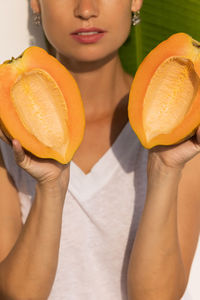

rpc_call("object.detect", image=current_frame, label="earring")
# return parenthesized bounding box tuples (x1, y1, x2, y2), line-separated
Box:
(132, 11, 141, 26)
(33, 13, 41, 26)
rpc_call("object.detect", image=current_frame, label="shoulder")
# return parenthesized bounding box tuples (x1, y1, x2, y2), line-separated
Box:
(177, 153, 200, 281)
(0, 147, 22, 262)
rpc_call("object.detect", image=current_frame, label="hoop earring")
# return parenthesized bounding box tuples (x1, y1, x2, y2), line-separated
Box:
(132, 11, 141, 26)
(33, 13, 41, 26)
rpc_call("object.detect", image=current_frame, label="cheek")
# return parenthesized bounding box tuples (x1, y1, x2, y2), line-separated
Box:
(41, 15, 69, 50)
(110, 7, 132, 46)
(40, 2, 70, 45)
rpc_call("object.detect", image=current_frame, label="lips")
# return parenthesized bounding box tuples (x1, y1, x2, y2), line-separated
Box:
(71, 27, 106, 35)
(70, 27, 106, 44)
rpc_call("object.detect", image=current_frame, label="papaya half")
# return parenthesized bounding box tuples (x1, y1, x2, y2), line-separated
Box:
(128, 32, 200, 148)
(0, 47, 85, 164)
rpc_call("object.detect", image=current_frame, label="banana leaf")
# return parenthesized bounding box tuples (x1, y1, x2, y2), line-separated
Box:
(119, 0, 200, 75)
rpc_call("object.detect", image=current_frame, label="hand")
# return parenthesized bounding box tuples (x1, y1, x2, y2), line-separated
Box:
(0, 127, 69, 189)
(148, 126, 200, 171)
(12, 139, 70, 188)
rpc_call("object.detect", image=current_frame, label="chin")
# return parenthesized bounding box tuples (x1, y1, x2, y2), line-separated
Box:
(73, 52, 108, 63)
(67, 46, 118, 65)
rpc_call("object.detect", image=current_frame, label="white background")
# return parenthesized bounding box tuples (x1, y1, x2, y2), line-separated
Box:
(0, 1, 199, 299)
(0, 0, 46, 63)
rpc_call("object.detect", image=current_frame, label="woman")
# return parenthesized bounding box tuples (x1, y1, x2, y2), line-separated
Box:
(0, 0, 199, 299)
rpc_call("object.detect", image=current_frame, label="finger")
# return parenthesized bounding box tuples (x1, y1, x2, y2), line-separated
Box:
(12, 139, 26, 165)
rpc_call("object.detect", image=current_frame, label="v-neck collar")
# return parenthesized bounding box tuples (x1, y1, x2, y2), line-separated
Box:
(68, 121, 137, 201)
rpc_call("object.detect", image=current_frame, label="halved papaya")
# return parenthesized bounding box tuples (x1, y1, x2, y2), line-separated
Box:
(128, 33, 200, 148)
(0, 47, 85, 164)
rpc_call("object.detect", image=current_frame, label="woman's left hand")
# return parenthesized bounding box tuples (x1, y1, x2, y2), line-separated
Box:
(148, 126, 200, 171)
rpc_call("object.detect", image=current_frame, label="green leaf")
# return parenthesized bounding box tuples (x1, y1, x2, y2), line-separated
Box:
(120, 0, 200, 75)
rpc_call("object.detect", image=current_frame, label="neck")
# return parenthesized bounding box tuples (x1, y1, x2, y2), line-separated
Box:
(56, 51, 133, 121)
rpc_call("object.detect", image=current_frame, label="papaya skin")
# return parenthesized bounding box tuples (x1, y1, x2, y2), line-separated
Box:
(0, 47, 85, 164)
(128, 33, 200, 149)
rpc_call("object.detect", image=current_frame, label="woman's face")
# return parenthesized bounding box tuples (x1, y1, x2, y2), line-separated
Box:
(32, 0, 142, 63)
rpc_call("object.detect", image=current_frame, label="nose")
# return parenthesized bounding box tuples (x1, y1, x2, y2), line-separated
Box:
(74, 0, 99, 20)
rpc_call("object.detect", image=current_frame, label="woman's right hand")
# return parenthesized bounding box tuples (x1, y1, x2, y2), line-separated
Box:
(0, 127, 70, 192)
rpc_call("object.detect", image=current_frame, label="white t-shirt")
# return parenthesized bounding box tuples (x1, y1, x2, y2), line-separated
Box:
(0, 122, 198, 299)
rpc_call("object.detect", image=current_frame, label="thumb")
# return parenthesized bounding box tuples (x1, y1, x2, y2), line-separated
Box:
(12, 139, 26, 166)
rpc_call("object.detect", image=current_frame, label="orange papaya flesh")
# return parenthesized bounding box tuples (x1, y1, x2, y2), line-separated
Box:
(0, 47, 85, 164)
(128, 33, 200, 149)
